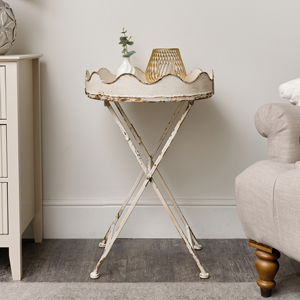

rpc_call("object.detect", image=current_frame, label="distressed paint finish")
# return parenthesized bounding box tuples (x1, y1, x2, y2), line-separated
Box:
(85, 68, 214, 103)
(89, 100, 210, 280)
(85, 90, 214, 103)
(115, 102, 205, 261)
(86, 65, 213, 279)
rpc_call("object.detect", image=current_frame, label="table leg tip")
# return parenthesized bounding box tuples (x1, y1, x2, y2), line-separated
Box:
(193, 244, 203, 250)
(90, 271, 101, 279)
(199, 272, 210, 279)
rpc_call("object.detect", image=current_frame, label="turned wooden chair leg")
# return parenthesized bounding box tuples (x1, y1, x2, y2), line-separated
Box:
(249, 240, 280, 298)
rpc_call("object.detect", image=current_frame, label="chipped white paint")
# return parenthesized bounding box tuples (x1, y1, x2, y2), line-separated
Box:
(115, 102, 206, 264)
(85, 68, 214, 102)
(90, 99, 211, 280)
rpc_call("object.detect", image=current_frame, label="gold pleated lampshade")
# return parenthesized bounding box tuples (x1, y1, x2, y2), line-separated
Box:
(145, 48, 187, 83)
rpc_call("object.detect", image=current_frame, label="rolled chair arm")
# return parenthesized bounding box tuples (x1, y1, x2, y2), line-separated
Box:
(255, 103, 300, 163)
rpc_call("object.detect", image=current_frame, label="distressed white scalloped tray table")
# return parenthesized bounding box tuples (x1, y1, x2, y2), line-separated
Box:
(85, 66, 213, 281)
(85, 68, 214, 102)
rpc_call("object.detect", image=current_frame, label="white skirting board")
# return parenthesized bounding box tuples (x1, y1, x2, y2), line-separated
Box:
(41, 198, 245, 239)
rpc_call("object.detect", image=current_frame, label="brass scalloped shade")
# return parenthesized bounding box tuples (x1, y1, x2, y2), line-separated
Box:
(145, 48, 187, 83)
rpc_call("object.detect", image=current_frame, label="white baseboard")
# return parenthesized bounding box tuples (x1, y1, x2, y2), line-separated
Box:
(42, 198, 245, 239)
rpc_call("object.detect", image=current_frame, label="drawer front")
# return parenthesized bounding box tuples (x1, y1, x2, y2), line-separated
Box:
(0, 125, 7, 177)
(0, 66, 6, 120)
(0, 182, 8, 234)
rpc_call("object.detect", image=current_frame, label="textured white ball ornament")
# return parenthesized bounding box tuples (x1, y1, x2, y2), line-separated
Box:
(279, 78, 300, 106)
(0, 0, 16, 55)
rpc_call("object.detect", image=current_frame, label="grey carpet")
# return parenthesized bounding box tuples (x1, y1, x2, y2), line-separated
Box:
(0, 239, 299, 283)
(0, 239, 300, 299)
(1, 279, 300, 300)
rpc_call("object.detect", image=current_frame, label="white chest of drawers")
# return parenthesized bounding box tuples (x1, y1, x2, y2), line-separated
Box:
(0, 55, 43, 280)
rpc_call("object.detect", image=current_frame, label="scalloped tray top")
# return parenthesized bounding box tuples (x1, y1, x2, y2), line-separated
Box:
(85, 67, 214, 102)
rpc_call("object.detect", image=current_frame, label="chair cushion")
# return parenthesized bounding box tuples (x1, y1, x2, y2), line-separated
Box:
(236, 160, 295, 252)
(274, 167, 300, 261)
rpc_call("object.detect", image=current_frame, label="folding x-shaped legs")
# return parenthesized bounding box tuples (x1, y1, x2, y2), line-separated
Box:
(90, 100, 209, 280)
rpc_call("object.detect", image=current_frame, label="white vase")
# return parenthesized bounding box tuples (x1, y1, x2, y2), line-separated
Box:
(116, 57, 135, 77)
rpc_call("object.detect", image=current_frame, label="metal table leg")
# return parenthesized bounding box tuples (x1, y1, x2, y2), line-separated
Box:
(90, 100, 209, 279)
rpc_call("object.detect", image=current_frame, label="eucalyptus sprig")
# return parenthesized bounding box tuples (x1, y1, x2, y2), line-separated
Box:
(119, 28, 136, 58)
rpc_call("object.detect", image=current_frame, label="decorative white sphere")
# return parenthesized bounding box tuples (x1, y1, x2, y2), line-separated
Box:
(279, 78, 300, 106)
(0, 0, 16, 55)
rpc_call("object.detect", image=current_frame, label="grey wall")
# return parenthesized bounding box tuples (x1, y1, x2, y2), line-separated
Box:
(10, 0, 300, 238)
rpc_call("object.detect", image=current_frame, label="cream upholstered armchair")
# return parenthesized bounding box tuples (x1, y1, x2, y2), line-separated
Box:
(236, 103, 300, 298)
